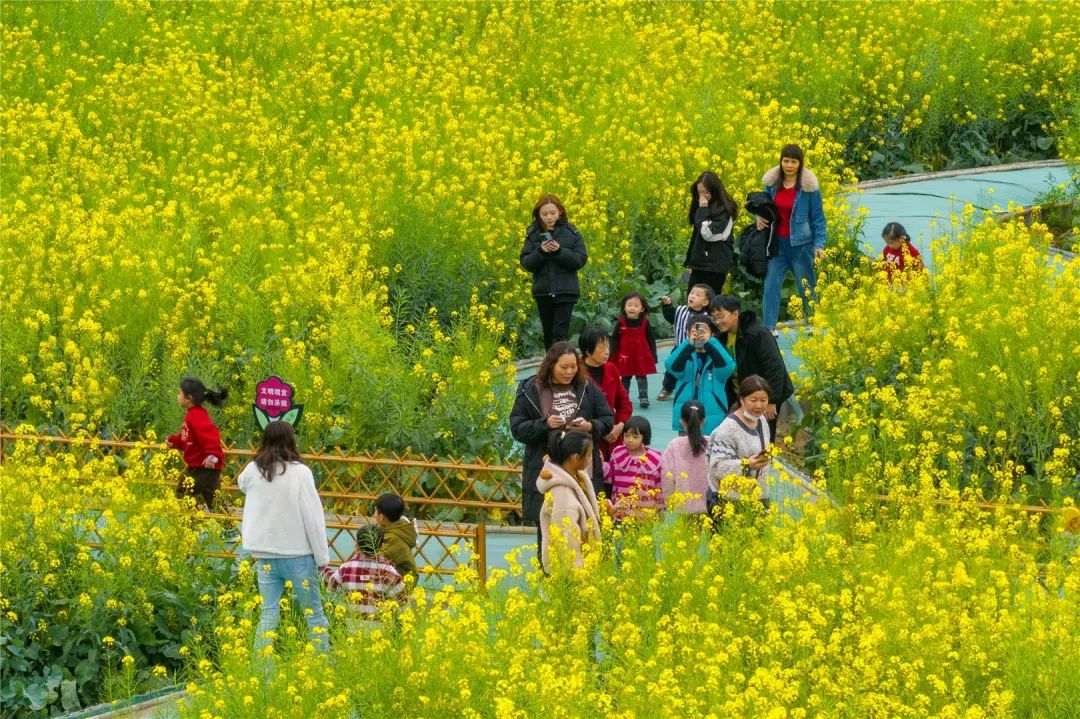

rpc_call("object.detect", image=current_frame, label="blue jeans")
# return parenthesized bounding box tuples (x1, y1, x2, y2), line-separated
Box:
(254, 555, 330, 654)
(763, 237, 817, 329)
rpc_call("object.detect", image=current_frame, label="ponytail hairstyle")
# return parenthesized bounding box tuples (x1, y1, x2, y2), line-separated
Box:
(253, 421, 302, 481)
(179, 377, 228, 408)
(547, 429, 593, 466)
(681, 400, 707, 457)
(881, 222, 909, 243)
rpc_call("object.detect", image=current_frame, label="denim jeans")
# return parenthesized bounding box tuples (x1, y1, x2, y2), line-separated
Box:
(762, 237, 817, 329)
(254, 555, 330, 654)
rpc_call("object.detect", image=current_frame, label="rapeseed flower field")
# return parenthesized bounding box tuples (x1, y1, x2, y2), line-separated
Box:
(3, 0, 1079, 455)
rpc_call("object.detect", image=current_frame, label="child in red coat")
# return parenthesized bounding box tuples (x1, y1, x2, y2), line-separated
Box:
(167, 377, 228, 510)
(610, 292, 658, 409)
(881, 222, 924, 282)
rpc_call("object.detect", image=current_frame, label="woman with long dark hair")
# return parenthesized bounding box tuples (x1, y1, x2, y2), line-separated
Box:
(756, 144, 827, 331)
(684, 171, 739, 296)
(519, 193, 588, 349)
(509, 341, 614, 548)
(238, 421, 330, 654)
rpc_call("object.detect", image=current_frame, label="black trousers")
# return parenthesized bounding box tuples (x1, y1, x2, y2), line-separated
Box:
(688, 269, 727, 297)
(622, 374, 649, 399)
(177, 467, 221, 510)
(662, 371, 677, 393)
(535, 295, 576, 349)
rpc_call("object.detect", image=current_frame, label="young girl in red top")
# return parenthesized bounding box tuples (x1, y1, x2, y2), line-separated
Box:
(880, 222, 924, 282)
(610, 292, 658, 409)
(167, 377, 228, 510)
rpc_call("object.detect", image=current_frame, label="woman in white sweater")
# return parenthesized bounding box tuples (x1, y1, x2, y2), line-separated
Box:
(239, 421, 330, 654)
(706, 375, 774, 516)
(536, 429, 602, 571)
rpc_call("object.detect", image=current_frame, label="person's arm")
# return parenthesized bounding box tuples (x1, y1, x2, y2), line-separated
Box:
(754, 329, 791, 406)
(613, 372, 633, 424)
(661, 302, 676, 325)
(321, 563, 342, 590)
(509, 385, 549, 444)
(550, 229, 588, 271)
(645, 321, 659, 362)
(808, 190, 827, 251)
(659, 444, 676, 506)
(298, 468, 330, 568)
(549, 506, 585, 568)
(189, 413, 225, 468)
(664, 340, 695, 375)
(520, 231, 547, 273)
(236, 462, 254, 494)
(702, 338, 731, 368)
(609, 322, 621, 359)
(708, 428, 748, 484)
(698, 209, 733, 243)
(166, 430, 181, 449)
(586, 385, 614, 440)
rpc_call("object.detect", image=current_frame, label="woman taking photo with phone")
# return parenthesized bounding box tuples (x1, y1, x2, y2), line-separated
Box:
(706, 375, 774, 516)
(519, 193, 589, 349)
(509, 341, 614, 549)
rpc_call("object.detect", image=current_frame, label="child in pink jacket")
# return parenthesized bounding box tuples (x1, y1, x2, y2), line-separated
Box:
(660, 400, 709, 514)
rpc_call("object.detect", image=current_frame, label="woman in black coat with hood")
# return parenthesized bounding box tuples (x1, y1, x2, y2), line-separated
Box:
(684, 171, 739, 297)
(520, 193, 588, 349)
(509, 341, 614, 545)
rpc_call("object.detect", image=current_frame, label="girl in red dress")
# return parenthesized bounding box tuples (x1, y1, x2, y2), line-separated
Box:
(610, 292, 659, 409)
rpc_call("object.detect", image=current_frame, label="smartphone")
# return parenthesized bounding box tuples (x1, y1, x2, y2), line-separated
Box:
(540, 232, 553, 242)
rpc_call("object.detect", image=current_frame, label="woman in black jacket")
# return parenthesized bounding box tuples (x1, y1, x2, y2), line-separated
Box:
(684, 171, 738, 297)
(509, 341, 614, 544)
(520, 193, 588, 349)
(710, 294, 795, 441)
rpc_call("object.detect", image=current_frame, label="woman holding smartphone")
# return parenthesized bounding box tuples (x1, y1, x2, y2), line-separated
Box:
(706, 375, 774, 516)
(519, 193, 589, 349)
(509, 341, 614, 551)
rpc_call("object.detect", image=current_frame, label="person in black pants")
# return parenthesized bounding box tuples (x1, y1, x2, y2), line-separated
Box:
(508, 342, 614, 564)
(710, 294, 796, 441)
(519, 193, 588, 349)
(684, 171, 739, 297)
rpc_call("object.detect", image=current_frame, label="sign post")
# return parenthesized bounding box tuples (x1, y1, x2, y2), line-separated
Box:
(253, 375, 304, 430)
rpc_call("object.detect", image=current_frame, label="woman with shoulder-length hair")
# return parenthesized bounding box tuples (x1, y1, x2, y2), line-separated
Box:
(509, 341, 614, 547)
(756, 144, 828, 331)
(685, 170, 739, 297)
(519, 193, 588, 349)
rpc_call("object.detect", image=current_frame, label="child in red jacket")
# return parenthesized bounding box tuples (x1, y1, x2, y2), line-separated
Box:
(881, 222, 924, 282)
(167, 377, 228, 510)
(610, 292, 658, 409)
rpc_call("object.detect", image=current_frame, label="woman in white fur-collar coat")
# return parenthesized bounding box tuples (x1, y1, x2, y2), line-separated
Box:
(754, 143, 828, 330)
(537, 429, 602, 570)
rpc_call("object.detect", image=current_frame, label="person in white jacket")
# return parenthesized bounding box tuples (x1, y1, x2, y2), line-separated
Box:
(537, 429, 602, 571)
(239, 421, 330, 654)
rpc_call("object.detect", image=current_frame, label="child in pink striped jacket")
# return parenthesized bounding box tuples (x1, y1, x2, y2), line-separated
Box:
(603, 416, 662, 516)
